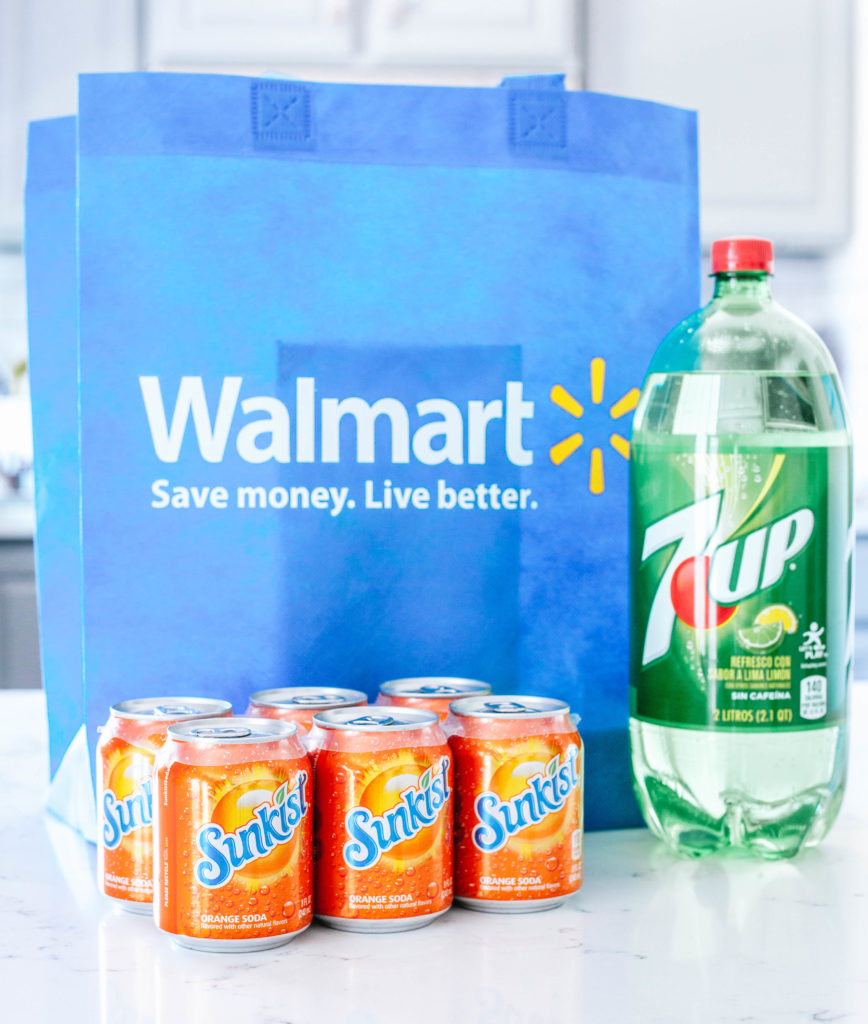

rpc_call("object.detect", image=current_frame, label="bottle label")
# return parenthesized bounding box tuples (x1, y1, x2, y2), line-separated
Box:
(631, 443, 851, 730)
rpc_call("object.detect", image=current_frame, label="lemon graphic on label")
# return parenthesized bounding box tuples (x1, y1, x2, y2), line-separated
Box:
(754, 604, 798, 634)
(737, 621, 785, 653)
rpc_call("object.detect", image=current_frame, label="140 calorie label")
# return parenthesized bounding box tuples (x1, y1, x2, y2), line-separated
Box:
(631, 444, 851, 730)
(451, 734, 583, 903)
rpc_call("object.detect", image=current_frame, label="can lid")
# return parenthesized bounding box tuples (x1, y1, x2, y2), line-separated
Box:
(168, 716, 297, 743)
(110, 697, 233, 720)
(449, 696, 571, 720)
(710, 237, 774, 275)
(249, 686, 367, 709)
(313, 707, 439, 732)
(379, 677, 492, 699)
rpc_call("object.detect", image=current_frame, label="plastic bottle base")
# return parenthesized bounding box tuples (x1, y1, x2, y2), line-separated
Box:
(629, 719, 847, 861)
(633, 772, 845, 861)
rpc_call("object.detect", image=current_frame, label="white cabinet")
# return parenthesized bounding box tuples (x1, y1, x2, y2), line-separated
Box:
(365, 0, 575, 67)
(145, 0, 581, 82)
(0, 0, 138, 243)
(146, 0, 356, 67)
(586, 0, 853, 250)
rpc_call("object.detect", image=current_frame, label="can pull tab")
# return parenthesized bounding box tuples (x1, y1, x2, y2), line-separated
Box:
(347, 714, 396, 728)
(156, 704, 199, 716)
(484, 701, 532, 714)
(191, 726, 252, 739)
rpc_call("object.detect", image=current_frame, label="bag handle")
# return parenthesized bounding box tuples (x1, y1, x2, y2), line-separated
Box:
(78, 73, 695, 185)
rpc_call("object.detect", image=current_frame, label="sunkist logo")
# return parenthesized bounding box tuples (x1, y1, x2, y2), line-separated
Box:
(138, 357, 638, 495)
(641, 489, 815, 665)
(194, 774, 308, 888)
(102, 779, 153, 850)
(472, 745, 580, 853)
(343, 757, 451, 870)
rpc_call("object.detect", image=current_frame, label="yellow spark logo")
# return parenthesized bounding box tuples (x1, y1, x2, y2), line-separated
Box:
(549, 357, 639, 494)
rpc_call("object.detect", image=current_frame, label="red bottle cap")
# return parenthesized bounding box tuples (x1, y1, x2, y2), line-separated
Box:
(711, 237, 774, 274)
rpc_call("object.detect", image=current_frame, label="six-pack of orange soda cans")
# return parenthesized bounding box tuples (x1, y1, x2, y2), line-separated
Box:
(97, 680, 583, 951)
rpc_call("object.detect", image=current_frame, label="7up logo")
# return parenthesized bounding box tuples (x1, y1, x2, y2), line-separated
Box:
(641, 491, 814, 665)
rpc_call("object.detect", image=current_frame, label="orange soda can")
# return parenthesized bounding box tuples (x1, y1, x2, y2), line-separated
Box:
(247, 686, 367, 738)
(308, 707, 453, 932)
(96, 697, 232, 912)
(376, 677, 491, 722)
(153, 718, 312, 951)
(447, 696, 583, 912)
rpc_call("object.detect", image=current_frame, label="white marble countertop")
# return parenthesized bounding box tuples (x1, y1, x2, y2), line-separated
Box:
(3, 688, 868, 1024)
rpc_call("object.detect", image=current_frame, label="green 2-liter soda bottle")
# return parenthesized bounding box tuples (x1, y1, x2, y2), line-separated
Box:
(629, 238, 852, 859)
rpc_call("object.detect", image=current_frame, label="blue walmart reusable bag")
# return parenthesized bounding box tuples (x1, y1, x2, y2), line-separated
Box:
(27, 72, 699, 834)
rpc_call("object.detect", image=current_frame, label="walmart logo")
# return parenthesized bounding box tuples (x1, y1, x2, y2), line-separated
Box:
(139, 365, 638, 489)
(549, 357, 638, 494)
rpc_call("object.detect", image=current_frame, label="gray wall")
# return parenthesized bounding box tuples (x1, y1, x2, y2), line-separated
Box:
(0, 542, 40, 688)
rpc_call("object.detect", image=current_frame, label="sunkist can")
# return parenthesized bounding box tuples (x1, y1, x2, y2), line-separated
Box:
(153, 718, 312, 951)
(246, 686, 367, 738)
(447, 696, 583, 912)
(376, 677, 491, 721)
(96, 697, 232, 912)
(308, 707, 453, 932)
